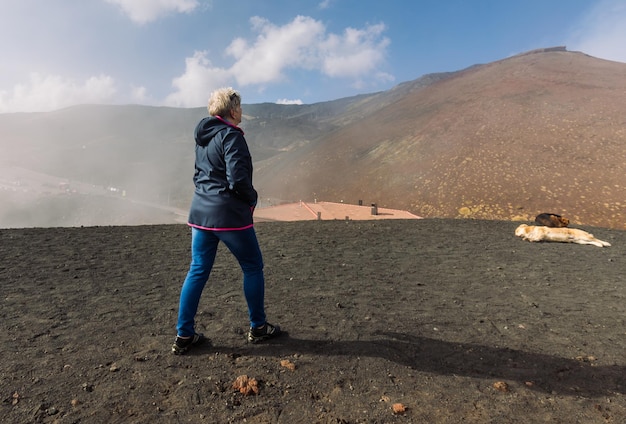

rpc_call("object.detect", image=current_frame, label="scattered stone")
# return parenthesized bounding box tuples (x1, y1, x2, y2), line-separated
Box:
(280, 359, 296, 371)
(493, 381, 509, 392)
(392, 403, 407, 414)
(232, 375, 259, 396)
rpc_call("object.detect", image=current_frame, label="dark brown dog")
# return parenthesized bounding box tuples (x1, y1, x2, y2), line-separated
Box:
(534, 213, 569, 228)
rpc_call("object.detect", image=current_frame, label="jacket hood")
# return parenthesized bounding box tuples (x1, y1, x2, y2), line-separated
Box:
(194, 116, 237, 147)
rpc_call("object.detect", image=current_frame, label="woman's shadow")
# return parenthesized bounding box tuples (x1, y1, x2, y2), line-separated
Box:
(213, 330, 625, 397)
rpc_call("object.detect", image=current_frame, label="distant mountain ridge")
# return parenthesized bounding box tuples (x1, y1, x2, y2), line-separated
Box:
(1, 47, 625, 229)
(255, 48, 626, 229)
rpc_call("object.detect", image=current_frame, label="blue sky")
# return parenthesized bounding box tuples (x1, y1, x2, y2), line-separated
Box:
(1, 0, 625, 113)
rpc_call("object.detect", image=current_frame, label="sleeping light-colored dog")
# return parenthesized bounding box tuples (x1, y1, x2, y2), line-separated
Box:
(515, 224, 611, 247)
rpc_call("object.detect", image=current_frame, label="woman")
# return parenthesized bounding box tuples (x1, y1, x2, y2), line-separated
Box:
(172, 87, 281, 354)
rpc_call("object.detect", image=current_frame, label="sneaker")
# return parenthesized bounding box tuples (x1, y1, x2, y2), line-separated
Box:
(247, 323, 282, 344)
(171, 333, 207, 355)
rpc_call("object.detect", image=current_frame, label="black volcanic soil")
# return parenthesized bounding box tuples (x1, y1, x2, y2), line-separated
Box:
(1, 219, 625, 423)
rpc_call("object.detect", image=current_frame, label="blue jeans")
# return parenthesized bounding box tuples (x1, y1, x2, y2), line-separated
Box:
(176, 227, 266, 337)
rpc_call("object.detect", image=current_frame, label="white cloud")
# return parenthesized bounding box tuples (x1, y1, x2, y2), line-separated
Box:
(569, 0, 626, 63)
(276, 98, 303, 105)
(228, 16, 326, 86)
(130, 85, 149, 103)
(320, 24, 390, 78)
(321, 24, 389, 77)
(163, 51, 232, 108)
(0, 13, 392, 112)
(104, 0, 200, 24)
(165, 15, 392, 107)
(318, 0, 333, 10)
(0, 73, 117, 113)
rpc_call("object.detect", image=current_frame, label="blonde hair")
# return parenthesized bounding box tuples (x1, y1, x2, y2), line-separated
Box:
(208, 87, 241, 117)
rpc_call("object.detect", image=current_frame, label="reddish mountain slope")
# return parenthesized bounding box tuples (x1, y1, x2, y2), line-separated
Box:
(255, 49, 626, 229)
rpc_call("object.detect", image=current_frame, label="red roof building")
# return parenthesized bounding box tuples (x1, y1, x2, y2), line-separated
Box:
(254, 201, 422, 222)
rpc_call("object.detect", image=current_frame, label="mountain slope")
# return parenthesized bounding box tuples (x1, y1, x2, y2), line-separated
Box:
(1, 48, 625, 229)
(254, 49, 626, 229)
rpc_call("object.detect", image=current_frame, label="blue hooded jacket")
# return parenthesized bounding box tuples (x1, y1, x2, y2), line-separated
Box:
(187, 116, 257, 230)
